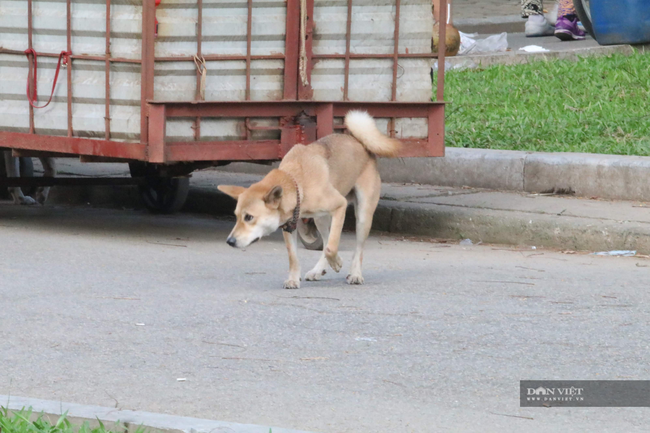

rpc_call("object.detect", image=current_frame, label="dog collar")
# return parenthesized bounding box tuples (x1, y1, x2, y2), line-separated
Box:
(280, 175, 301, 233)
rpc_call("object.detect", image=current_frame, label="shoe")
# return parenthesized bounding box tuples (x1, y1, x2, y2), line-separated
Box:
(525, 14, 555, 37)
(555, 16, 586, 41)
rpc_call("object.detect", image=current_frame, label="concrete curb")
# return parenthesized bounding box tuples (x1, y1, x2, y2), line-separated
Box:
(445, 44, 634, 68)
(372, 200, 650, 254)
(1, 395, 317, 433)
(220, 148, 650, 202)
(454, 15, 524, 35)
(43, 182, 650, 254)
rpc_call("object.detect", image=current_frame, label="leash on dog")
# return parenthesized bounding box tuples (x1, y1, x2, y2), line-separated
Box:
(280, 175, 301, 233)
(24, 48, 71, 109)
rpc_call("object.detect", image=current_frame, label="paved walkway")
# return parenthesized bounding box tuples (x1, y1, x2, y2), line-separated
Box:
(2, 199, 649, 433)
(453, 0, 522, 21)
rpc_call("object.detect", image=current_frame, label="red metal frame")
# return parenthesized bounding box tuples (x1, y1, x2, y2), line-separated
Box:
(0, 0, 447, 164)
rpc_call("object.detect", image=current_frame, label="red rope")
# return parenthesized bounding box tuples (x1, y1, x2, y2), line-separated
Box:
(24, 48, 71, 109)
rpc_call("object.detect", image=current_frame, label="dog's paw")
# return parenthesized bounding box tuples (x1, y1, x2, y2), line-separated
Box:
(283, 279, 301, 290)
(305, 268, 326, 281)
(34, 189, 49, 205)
(325, 249, 343, 273)
(346, 274, 365, 285)
(18, 196, 38, 205)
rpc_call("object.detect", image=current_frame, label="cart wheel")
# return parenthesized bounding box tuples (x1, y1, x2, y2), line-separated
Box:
(297, 218, 324, 251)
(574, 0, 594, 37)
(129, 162, 190, 214)
(0, 155, 35, 199)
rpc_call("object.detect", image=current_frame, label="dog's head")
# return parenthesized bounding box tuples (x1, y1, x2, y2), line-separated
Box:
(218, 183, 285, 248)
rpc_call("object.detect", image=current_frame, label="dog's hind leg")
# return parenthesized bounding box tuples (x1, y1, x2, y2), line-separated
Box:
(34, 157, 56, 204)
(282, 229, 301, 289)
(305, 215, 332, 281)
(3, 151, 36, 205)
(347, 163, 381, 285)
(322, 190, 348, 273)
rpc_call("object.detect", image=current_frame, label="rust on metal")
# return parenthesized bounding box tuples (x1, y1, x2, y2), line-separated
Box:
(315, 103, 334, 139)
(313, 53, 439, 60)
(168, 140, 282, 162)
(388, 0, 402, 138)
(343, 0, 352, 101)
(148, 104, 166, 163)
(154, 54, 285, 62)
(245, 0, 253, 101)
(194, 0, 203, 141)
(283, 0, 300, 100)
(27, 0, 34, 134)
(297, 0, 314, 100)
(0, 132, 147, 160)
(66, 0, 73, 137)
(0, 49, 142, 64)
(105, 0, 112, 140)
(436, 0, 447, 102)
(4, 0, 447, 166)
(140, 0, 156, 145)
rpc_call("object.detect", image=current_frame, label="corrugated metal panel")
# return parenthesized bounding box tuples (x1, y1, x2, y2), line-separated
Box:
(312, 0, 433, 102)
(0, 0, 142, 141)
(0, 0, 432, 143)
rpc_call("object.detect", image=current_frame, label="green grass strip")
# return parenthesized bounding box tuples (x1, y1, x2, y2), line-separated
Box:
(437, 51, 650, 155)
(0, 407, 147, 433)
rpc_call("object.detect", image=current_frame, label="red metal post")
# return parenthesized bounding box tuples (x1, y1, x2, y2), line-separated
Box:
(27, 0, 34, 134)
(141, 0, 156, 145)
(280, 118, 299, 156)
(436, 0, 446, 102)
(105, 0, 111, 140)
(391, 0, 401, 103)
(245, 0, 252, 101)
(297, 0, 314, 100)
(428, 104, 444, 156)
(389, 0, 402, 138)
(245, 0, 252, 139)
(343, 0, 352, 101)
(194, 0, 203, 141)
(283, 0, 300, 100)
(66, 0, 73, 137)
(148, 104, 166, 163)
(315, 103, 333, 139)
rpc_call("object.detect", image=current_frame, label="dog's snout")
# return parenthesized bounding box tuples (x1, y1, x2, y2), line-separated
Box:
(226, 237, 237, 247)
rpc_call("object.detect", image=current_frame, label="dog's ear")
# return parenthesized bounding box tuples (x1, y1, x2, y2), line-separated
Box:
(218, 185, 246, 200)
(264, 185, 283, 208)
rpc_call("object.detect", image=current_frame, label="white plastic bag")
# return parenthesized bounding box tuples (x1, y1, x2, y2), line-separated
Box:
(458, 31, 509, 55)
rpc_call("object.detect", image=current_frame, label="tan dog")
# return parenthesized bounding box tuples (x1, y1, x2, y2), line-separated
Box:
(218, 111, 401, 289)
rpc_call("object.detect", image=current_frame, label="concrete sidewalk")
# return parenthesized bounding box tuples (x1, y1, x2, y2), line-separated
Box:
(441, 0, 640, 67)
(42, 160, 650, 255)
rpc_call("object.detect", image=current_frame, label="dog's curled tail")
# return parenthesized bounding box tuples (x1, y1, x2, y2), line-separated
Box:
(344, 110, 402, 158)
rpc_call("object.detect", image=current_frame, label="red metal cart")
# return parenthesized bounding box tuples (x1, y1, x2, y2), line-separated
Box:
(0, 0, 447, 213)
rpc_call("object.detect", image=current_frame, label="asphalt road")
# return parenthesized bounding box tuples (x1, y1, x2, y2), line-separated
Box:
(1, 203, 649, 433)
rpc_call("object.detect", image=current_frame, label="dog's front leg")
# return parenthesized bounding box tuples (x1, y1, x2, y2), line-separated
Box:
(282, 230, 301, 289)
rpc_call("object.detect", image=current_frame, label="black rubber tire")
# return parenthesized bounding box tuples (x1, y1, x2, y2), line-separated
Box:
(574, 0, 594, 37)
(0, 155, 35, 199)
(297, 218, 324, 251)
(129, 162, 190, 214)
